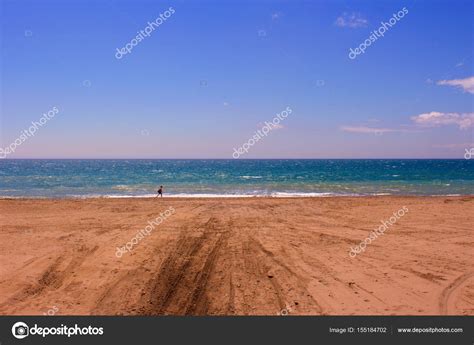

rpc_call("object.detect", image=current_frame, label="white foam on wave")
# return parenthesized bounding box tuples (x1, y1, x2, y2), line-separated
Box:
(97, 193, 341, 198)
(167, 193, 257, 198)
(89, 191, 400, 198)
(101, 193, 256, 198)
(1, 192, 469, 199)
(270, 192, 337, 197)
(105, 194, 158, 198)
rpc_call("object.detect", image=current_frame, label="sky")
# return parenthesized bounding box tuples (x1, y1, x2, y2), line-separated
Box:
(1, 0, 473, 159)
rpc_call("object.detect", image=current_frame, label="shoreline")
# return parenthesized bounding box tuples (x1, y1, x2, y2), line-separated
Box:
(0, 194, 472, 200)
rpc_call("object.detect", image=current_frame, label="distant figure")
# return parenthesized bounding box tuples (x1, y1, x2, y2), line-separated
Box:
(157, 185, 163, 198)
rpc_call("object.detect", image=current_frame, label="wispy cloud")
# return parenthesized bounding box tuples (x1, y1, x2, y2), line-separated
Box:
(341, 125, 422, 135)
(433, 142, 474, 149)
(334, 12, 368, 28)
(257, 122, 284, 130)
(341, 126, 398, 134)
(436, 76, 474, 94)
(411, 112, 474, 129)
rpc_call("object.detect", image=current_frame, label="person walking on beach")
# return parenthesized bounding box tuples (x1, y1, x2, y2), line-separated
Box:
(157, 185, 163, 198)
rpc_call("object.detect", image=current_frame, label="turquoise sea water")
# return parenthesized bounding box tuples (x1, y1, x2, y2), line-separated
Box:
(0, 159, 473, 198)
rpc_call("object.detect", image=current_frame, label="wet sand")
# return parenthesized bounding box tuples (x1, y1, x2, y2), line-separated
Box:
(0, 196, 473, 315)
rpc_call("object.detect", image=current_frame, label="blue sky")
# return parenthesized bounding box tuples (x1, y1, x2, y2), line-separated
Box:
(1, 0, 473, 158)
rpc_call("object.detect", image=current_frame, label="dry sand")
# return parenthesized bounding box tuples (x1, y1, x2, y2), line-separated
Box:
(0, 196, 472, 315)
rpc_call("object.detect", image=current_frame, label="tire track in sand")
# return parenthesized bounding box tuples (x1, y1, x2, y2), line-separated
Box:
(138, 217, 230, 315)
(439, 270, 474, 314)
(0, 245, 98, 313)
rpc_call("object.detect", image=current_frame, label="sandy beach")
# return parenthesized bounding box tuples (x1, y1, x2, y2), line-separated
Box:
(0, 196, 472, 316)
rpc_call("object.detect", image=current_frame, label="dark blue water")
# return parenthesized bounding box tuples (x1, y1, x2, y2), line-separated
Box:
(0, 159, 473, 197)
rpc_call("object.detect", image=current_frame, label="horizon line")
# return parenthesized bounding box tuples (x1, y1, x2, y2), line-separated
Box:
(0, 158, 469, 160)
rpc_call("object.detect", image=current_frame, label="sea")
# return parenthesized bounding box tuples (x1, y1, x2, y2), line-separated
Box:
(0, 159, 473, 198)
